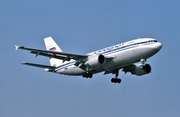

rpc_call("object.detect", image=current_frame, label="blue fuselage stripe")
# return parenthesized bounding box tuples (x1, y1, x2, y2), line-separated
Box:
(55, 41, 152, 71)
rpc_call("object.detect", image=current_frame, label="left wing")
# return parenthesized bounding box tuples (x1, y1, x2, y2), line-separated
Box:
(22, 62, 56, 72)
(15, 45, 88, 62)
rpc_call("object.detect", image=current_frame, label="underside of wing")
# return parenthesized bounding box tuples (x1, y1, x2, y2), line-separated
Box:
(22, 62, 56, 69)
(103, 64, 135, 75)
(22, 62, 56, 72)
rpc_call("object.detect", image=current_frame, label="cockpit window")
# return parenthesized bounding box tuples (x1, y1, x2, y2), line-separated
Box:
(148, 40, 157, 43)
(154, 40, 157, 42)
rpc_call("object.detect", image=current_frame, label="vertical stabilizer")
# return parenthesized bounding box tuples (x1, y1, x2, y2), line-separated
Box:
(44, 37, 63, 66)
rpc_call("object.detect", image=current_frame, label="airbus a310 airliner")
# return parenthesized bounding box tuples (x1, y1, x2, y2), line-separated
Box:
(15, 37, 162, 83)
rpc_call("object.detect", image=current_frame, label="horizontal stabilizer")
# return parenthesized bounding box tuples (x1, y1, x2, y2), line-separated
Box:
(22, 62, 56, 72)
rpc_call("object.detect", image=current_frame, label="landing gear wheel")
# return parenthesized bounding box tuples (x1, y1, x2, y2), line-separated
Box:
(117, 78, 121, 83)
(111, 69, 121, 84)
(82, 73, 93, 78)
(111, 78, 121, 83)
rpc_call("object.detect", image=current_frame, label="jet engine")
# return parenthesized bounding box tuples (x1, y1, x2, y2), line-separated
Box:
(123, 64, 151, 76)
(85, 54, 106, 68)
(133, 64, 151, 76)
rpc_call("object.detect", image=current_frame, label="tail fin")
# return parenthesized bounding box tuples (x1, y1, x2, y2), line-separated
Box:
(44, 37, 63, 66)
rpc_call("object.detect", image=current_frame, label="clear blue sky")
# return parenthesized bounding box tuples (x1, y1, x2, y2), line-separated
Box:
(1, 0, 180, 117)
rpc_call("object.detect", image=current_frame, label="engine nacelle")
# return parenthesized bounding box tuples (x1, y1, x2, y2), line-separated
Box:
(123, 64, 151, 76)
(85, 54, 106, 68)
(133, 64, 151, 76)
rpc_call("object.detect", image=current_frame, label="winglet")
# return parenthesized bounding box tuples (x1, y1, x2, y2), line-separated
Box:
(15, 45, 24, 51)
(21, 62, 27, 64)
(15, 45, 20, 51)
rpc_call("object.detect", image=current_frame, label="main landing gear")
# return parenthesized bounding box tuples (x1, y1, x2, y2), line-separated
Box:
(82, 73, 93, 78)
(111, 69, 121, 84)
(83, 66, 93, 78)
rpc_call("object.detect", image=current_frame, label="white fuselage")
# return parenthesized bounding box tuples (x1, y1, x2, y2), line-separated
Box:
(56, 38, 162, 75)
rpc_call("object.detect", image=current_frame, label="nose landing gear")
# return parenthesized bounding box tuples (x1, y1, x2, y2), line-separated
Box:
(140, 58, 146, 64)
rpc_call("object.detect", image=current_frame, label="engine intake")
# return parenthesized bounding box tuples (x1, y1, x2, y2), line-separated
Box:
(141, 64, 151, 73)
(134, 64, 151, 76)
(85, 54, 106, 68)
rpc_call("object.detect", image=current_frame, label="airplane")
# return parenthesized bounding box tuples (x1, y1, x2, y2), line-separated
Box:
(15, 37, 162, 83)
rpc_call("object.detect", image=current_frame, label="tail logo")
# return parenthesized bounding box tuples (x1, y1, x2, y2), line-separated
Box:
(49, 47, 57, 51)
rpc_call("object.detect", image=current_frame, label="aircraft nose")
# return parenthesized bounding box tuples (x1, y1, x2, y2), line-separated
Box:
(155, 42, 162, 50)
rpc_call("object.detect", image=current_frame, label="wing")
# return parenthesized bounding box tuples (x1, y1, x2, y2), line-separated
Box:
(104, 64, 135, 75)
(22, 62, 56, 72)
(15, 45, 88, 62)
